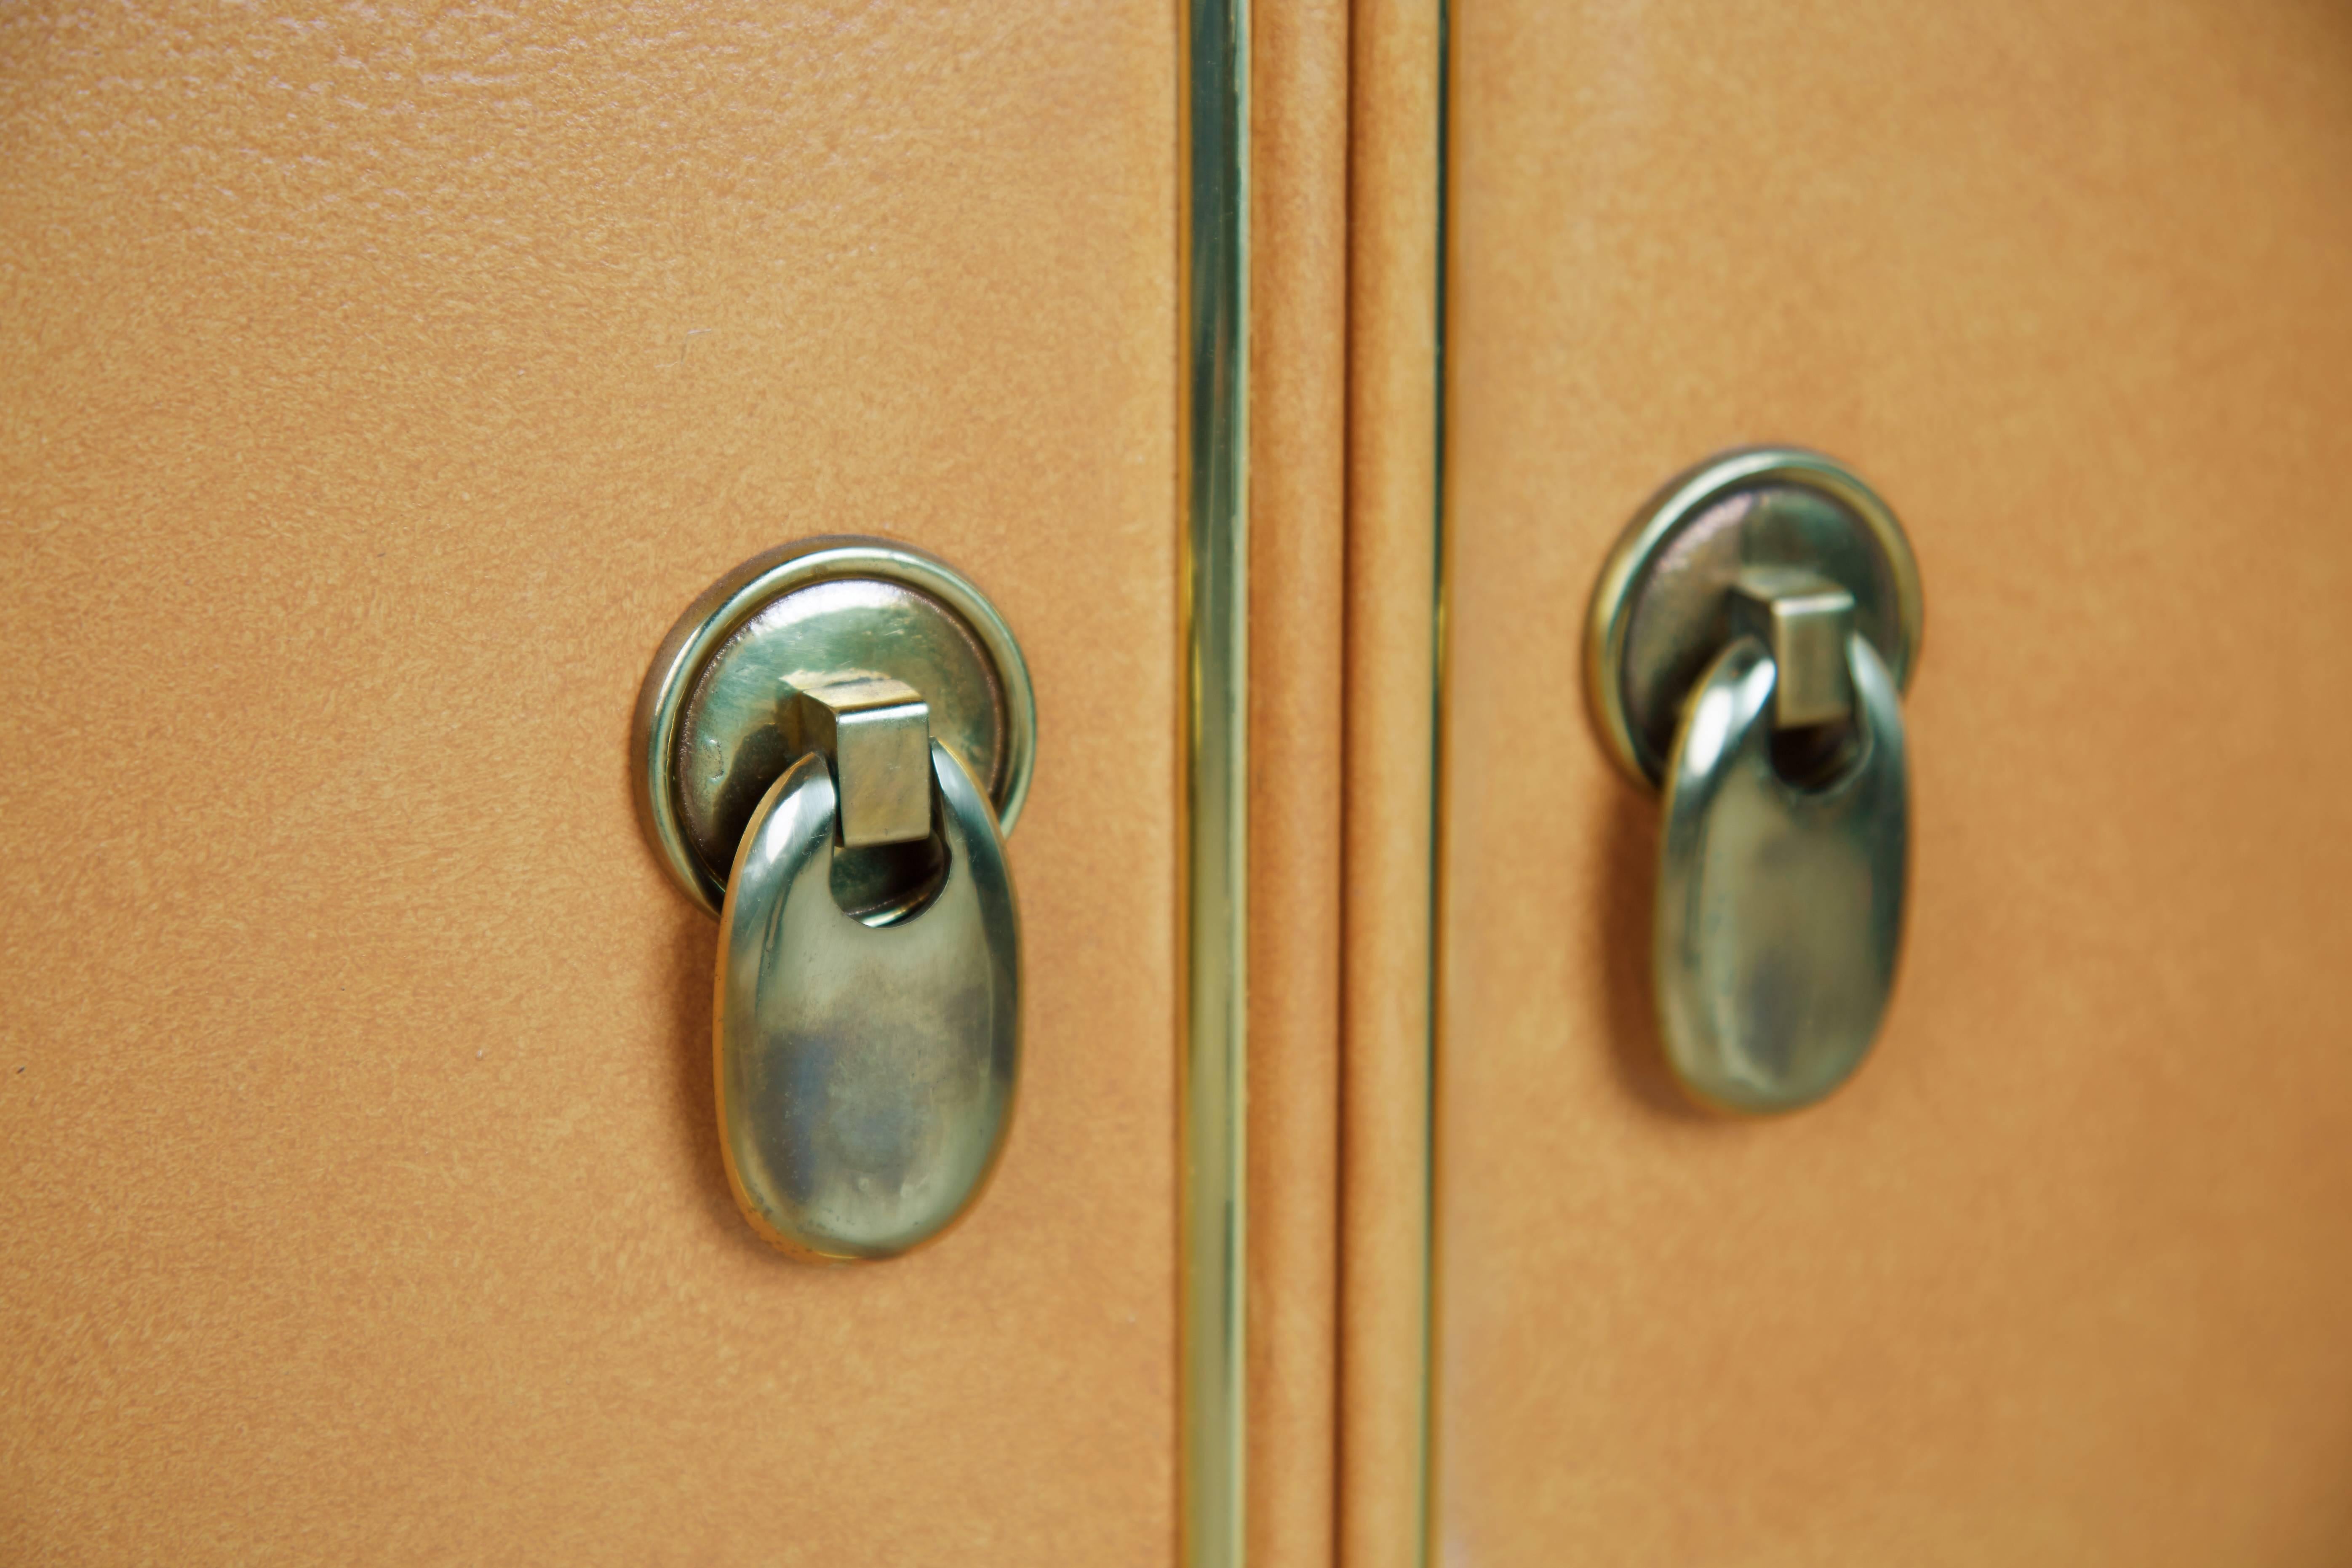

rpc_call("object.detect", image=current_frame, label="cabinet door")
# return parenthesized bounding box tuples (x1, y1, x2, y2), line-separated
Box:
(0, 5, 1183, 1558)
(1436, 2, 2352, 1560)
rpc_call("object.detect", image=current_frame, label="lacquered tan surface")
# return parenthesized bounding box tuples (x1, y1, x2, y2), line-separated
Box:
(1440, 1, 2352, 1561)
(0, 3, 1175, 1559)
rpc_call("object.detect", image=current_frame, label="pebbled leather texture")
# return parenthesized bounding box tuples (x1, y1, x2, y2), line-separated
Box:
(1438, 0, 2352, 1561)
(1338, 5, 1444, 1565)
(0, 2, 1176, 1560)
(1245, 0, 1348, 1562)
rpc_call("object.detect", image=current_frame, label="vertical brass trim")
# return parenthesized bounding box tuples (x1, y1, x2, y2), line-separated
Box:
(1181, 0, 1248, 1561)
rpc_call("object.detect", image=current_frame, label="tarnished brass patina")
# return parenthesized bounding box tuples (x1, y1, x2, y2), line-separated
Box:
(1587, 450, 1923, 1114)
(1586, 447, 1922, 789)
(1729, 567, 1858, 733)
(1657, 628, 1908, 1112)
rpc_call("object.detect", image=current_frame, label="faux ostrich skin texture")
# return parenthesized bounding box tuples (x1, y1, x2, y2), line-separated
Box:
(1436, 1, 2352, 1563)
(1, 2, 1179, 1560)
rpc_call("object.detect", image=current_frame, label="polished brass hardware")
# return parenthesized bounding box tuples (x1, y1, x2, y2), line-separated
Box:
(1657, 583, 1909, 1111)
(635, 537, 1035, 919)
(637, 540, 1031, 1258)
(783, 678, 936, 849)
(1729, 567, 1856, 732)
(1181, 0, 1250, 1549)
(715, 740, 1018, 1261)
(1587, 450, 1922, 1113)
(1587, 448, 1922, 790)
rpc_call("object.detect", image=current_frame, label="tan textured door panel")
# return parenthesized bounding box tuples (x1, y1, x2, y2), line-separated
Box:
(0, 4, 1175, 1559)
(1438, 1, 2352, 1561)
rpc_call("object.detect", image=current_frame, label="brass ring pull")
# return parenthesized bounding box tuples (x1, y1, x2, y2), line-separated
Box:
(1586, 450, 1922, 1113)
(636, 540, 1033, 1256)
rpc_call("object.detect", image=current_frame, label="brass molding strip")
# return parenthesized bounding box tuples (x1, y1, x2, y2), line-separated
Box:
(1181, 0, 1249, 1561)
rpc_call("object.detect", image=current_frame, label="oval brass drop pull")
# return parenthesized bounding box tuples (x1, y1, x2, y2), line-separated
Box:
(635, 539, 1034, 1257)
(1657, 622, 1906, 1111)
(717, 739, 1018, 1260)
(1587, 449, 1923, 1113)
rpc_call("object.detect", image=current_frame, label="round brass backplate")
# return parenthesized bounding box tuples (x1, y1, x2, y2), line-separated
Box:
(1585, 448, 1924, 789)
(634, 537, 1036, 916)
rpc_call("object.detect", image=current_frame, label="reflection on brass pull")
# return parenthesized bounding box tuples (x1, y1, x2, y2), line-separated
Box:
(1586, 450, 1924, 1113)
(718, 736, 1018, 1260)
(634, 539, 1035, 1257)
(781, 677, 937, 849)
